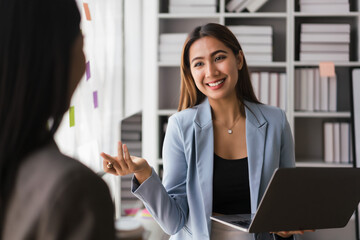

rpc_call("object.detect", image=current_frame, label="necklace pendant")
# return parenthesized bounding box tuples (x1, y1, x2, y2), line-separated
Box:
(228, 129, 233, 134)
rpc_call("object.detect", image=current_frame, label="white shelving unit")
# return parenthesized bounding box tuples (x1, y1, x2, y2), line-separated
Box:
(142, 0, 359, 238)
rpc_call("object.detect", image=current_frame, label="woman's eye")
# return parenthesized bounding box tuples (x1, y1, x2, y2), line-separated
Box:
(215, 56, 226, 61)
(194, 62, 204, 67)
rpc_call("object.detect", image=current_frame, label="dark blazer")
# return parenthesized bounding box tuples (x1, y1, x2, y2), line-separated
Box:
(133, 98, 295, 240)
(2, 140, 115, 240)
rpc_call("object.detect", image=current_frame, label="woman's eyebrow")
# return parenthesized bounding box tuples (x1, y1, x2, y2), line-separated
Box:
(191, 49, 228, 63)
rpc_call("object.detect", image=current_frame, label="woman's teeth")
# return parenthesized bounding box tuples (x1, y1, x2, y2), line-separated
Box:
(208, 79, 224, 87)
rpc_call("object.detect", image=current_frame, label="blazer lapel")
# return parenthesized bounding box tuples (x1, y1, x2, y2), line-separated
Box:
(193, 99, 214, 232)
(244, 101, 268, 213)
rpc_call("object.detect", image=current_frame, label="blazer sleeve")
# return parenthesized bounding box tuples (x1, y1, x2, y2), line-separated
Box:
(279, 110, 295, 168)
(38, 168, 115, 240)
(132, 115, 189, 235)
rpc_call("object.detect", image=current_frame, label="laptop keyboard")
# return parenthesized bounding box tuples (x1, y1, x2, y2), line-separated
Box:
(231, 219, 251, 228)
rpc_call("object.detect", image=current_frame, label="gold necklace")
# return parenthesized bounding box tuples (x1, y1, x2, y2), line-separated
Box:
(214, 115, 241, 134)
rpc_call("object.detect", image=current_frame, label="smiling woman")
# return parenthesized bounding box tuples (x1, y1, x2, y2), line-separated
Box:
(101, 23, 299, 240)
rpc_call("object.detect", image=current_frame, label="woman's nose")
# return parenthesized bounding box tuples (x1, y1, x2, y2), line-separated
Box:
(205, 63, 219, 78)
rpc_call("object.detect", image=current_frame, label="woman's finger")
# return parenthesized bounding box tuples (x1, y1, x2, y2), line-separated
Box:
(123, 144, 133, 166)
(117, 141, 123, 159)
(101, 153, 118, 175)
(101, 152, 122, 170)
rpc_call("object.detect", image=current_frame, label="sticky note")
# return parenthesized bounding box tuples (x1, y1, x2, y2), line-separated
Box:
(319, 62, 335, 77)
(86, 61, 91, 81)
(124, 208, 140, 216)
(69, 106, 75, 127)
(141, 208, 152, 218)
(93, 91, 98, 108)
(83, 3, 91, 21)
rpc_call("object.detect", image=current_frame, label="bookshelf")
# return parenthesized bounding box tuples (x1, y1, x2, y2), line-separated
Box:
(142, 0, 359, 238)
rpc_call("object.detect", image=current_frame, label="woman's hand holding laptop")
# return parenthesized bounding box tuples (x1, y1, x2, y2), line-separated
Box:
(272, 229, 315, 238)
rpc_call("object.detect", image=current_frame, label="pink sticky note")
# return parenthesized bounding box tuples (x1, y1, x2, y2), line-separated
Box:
(83, 3, 92, 21)
(319, 62, 335, 77)
(86, 61, 91, 81)
(141, 208, 152, 218)
(93, 91, 98, 108)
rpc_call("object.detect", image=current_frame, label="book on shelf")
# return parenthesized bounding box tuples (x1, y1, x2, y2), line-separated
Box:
(306, 69, 314, 112)
(324, 122, 334, 163)
(314, 68, 321, 111)
(242, 44, 272, 54)
(300, 52, 349, 62)
(301, 24, 350, 33)
(300, 68, 308, 111)
(333, 123, 341, 163)
(169, 0, 217, 5)
(159, 53, 181, 62)
(245, 53, 272, 62)
(269, 73, 279, 107)
(340, 122, 350, 164)
(279, 73, 286, 111)
(295, 69, 301, 111)
(299, 0, 348, 3)
(226, 0, 245, 12)
(300, 33, 350, 43)
(259, 72, 270, 105)
(169, 5, 216, 13)
(226, 0, 251, 13)
(251, 72, 260, 100)
(160, 33, 188, 44)
(320, 75, 329, 112)
(227, 25, 272, 35)
(246, 0, 268, 12)
(300, 43, 349, 53)
(159, 44, 183, 53)
(236, 35, 272, 44)
(299, 3, 349, 13)
(328, 75, 337, 112)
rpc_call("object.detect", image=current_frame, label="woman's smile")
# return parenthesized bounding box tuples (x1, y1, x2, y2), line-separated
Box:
(206, 78, 226, 89)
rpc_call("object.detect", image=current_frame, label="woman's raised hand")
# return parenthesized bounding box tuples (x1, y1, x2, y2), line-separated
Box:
(100, 141, 152, 184)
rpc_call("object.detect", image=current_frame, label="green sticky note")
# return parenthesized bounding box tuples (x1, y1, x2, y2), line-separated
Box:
(69, 106, 75, 127)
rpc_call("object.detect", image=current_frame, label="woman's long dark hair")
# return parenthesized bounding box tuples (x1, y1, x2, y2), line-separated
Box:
(178, 23, 260, 111)
(0, 0, 81, 234)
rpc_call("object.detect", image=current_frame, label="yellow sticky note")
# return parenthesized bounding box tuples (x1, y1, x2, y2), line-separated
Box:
(319, 62, 335, 77)
(83, 3, 92, 21)
(69, 106, 75, 127)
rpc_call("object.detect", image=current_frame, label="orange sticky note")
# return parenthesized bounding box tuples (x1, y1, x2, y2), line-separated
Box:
(319, 62, 335, 77)
(83, 3, 91, 21)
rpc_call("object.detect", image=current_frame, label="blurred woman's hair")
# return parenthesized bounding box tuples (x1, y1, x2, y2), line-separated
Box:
(178, 22, 260, 111)
(0, 0, 81, 233)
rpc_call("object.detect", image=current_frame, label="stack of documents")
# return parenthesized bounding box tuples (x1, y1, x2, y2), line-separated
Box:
(300, 23, 350, 62)
(227, 25, 273, 63)
(169, 0, 216, 13)
(299, 0, 349, 13)
(159, 33, 187, 63)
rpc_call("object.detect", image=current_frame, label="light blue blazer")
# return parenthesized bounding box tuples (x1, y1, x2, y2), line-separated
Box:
(132, 98, 295, 240)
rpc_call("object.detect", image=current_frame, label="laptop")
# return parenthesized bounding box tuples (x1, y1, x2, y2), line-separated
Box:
(210, 167, 360, 233)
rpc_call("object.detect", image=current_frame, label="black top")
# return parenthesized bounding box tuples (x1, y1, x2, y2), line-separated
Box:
(212, 153, 251, 214)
